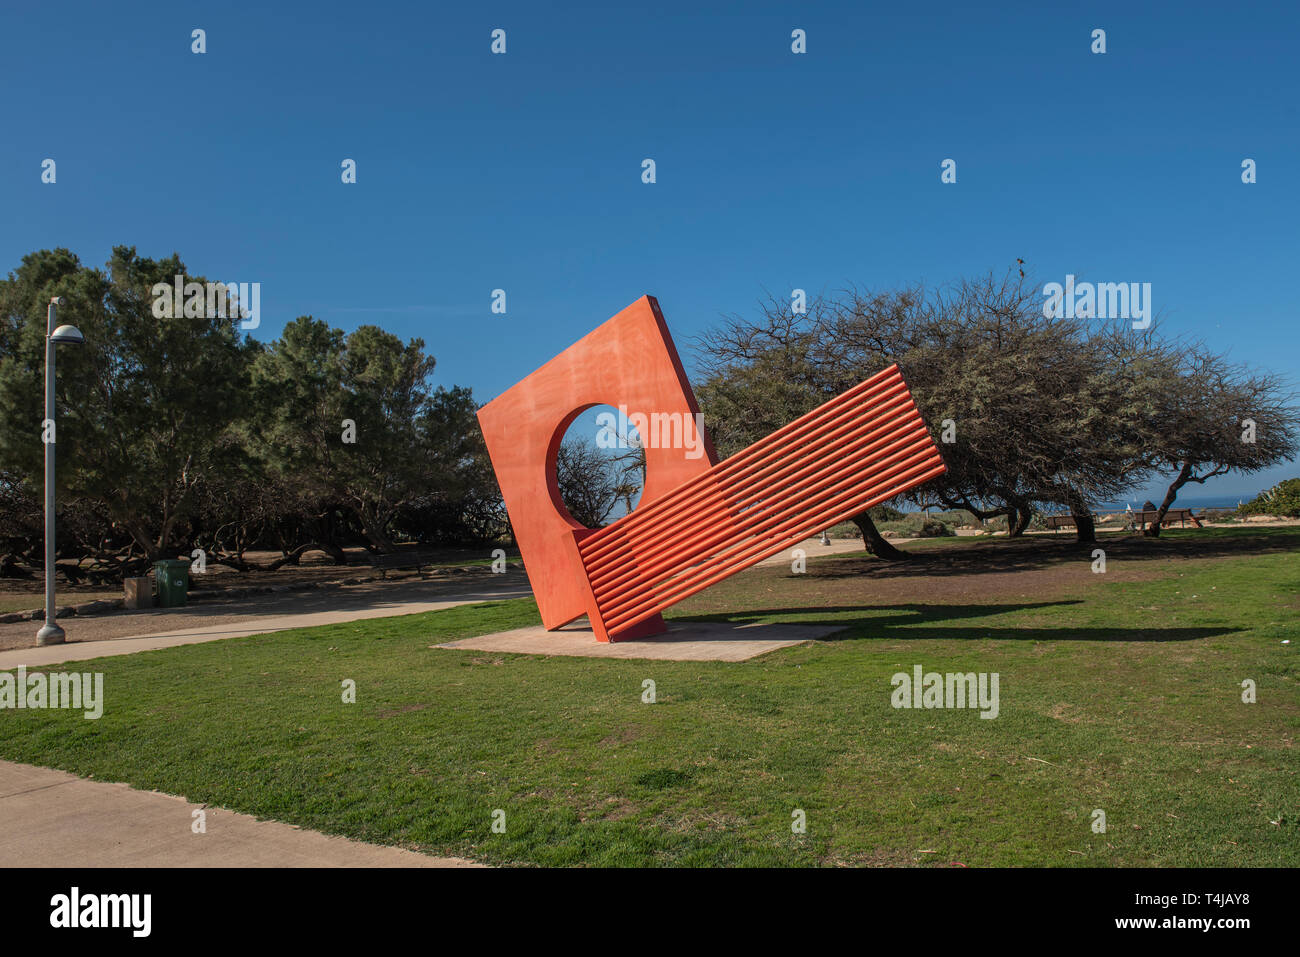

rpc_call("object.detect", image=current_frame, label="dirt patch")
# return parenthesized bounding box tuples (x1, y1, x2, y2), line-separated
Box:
(376, 704, 431, 718)
(0, 546, 516, 606)
(677, 528, 1300, 615)
(1048, 702, 1084, 724)
(656, 807, 746, 833)
(823, 847, 921, 867)
(598, 727, 642, 748)
(590, 798, 640, 822)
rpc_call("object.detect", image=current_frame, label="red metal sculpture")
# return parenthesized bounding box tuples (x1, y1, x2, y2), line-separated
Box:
(477, 296, 945, 642)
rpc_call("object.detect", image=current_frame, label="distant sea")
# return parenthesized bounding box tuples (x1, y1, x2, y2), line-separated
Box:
(1096, 494, 1250, 511)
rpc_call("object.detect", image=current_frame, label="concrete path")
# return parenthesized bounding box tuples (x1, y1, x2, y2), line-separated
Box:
(0, 575, 533, 670)
(0, 759, 478, 867)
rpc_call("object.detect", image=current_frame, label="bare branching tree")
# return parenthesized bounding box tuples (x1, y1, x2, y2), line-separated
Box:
(692, 267, 1299, 552)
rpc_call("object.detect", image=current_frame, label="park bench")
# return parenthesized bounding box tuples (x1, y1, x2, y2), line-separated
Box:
(1132, 508, 1202, 530)
(359, 548, 442, 579)
(1043, 514, 1078, 531)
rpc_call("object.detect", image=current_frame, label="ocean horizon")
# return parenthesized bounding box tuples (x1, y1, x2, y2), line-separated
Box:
(1096, 494, 1256, 511)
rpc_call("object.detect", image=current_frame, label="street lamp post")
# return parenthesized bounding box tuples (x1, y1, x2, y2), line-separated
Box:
(36, 297, 84, 646)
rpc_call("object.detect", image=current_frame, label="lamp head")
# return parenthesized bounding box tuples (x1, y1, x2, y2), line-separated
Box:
(49, 324, 84, 344)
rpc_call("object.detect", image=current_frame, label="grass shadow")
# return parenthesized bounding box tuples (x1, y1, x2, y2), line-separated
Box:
(677, 600, 1241, 643)
(806, 526, 1300, 582)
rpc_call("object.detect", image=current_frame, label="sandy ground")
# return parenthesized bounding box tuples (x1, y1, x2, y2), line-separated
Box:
(0, 545, 512, 609)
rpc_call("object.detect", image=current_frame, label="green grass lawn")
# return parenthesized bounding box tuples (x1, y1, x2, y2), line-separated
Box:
(0, 528, 1296, 866)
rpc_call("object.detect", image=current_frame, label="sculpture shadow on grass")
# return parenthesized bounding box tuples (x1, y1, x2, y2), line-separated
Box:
(807, 528, 1300, 582)
(677, 600, 1241, 643)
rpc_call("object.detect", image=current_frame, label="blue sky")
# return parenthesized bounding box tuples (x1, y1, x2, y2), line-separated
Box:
(3, 0, 1297, 501)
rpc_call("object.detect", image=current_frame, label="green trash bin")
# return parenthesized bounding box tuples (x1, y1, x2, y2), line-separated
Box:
(153, 559, 191, 608)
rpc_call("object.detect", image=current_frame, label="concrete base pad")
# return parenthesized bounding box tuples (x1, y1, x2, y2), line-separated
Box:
(433, 619, 837, 661)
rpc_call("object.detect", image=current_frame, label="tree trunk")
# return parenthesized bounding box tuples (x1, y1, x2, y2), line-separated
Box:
(937, 494, 1020, 536)
(850, 510, 911, 560)
(304, 509, 350, 564)
(1064, 491, 1096, 544)
(119, 518, 163, 562)
(1009, 505, 1032, 537)
(360, 527, 397, 553)
(357, 503, 398, 553)
(210, 541, 318, 572)
(320, 542, 347, 564)
(0, 554, 33, 579)
(1145, 462, 1193, 538)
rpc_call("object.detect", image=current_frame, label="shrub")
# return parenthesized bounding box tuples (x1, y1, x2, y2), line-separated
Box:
(1239, 479, 1300, 519)
(918, 516, 955, 537)
(868, 505, 906, 523)
(876, 513, 957, 538)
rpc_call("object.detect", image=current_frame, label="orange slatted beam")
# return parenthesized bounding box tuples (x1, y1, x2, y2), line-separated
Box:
(586, 395, 919, 594)
(601, 454, 944, 633)
(591, 436, 934, 610)
(598, 446, 944, 631)
(585, 385, 916, 581)
(580, 367, 906, 563)
(581, 368, 920, 568)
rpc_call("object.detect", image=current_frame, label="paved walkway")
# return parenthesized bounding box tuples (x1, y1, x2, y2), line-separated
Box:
(0, 573, 533, 669)
(755, 536, 878, 566)
(0, 760, 478, 867)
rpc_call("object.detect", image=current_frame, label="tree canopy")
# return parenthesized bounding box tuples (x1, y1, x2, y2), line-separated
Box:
(694, 270, 1299, 551)
(0, 247, 504, 572)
